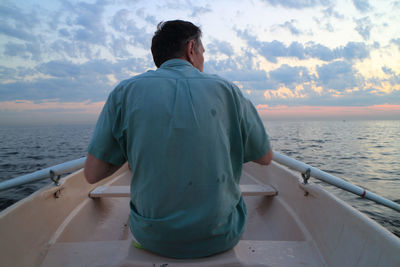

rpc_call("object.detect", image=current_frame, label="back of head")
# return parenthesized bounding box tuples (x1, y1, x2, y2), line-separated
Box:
(151, 20, 202, 68)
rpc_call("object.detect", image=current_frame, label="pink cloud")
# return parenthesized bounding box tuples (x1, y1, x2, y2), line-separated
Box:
(0, 100, 105, 114)
(257, 104, 400, 120)
(0, 100, 106, 125)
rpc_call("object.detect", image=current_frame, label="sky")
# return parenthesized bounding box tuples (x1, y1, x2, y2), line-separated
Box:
(0, 0, 400, 125)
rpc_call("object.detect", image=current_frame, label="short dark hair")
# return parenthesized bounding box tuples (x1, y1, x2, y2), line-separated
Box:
(151, 20, 202, 68)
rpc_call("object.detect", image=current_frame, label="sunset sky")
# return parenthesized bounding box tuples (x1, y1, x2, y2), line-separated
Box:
(0, 0, 399, 125)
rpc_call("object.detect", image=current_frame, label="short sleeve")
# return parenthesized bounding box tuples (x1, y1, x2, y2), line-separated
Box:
(87, 93, 126, 165)
(240, 97, 270, 163)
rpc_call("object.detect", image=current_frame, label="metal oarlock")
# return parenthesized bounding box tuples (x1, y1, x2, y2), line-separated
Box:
(50, 170, 62, 186)
(301, 168, 311, 184)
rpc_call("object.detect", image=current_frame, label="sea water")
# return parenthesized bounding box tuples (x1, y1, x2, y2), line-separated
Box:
(0, 120, 399, 237)
(0, 124, 93, 209)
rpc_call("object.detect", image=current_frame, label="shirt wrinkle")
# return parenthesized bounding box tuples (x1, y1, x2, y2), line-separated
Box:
(185, 79, 200, 128)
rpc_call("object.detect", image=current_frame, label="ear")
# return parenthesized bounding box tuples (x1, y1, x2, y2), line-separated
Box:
(185, 39, 196, 64)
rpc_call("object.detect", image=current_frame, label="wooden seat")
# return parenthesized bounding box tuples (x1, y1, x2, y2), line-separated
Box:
(89, 184, 277, 198)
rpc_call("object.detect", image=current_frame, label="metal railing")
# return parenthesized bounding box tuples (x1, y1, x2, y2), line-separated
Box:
(0, 157, 86, 192)
(0, 153, 399, 213)
(273, 152, 400, 212)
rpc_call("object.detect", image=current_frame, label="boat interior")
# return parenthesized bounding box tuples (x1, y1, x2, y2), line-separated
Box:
(42, 167, 323, 266)
(1, 162, 398, 266)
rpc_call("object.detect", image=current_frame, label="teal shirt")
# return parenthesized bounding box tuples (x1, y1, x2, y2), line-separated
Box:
(88, 59, 270, 258)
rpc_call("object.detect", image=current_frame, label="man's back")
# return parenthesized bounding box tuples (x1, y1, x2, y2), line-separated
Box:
(89, 59, 269, 258)
(85, 20, 271, 259)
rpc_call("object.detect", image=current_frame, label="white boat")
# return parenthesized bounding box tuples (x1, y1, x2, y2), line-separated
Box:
(0, 153, 399, 266)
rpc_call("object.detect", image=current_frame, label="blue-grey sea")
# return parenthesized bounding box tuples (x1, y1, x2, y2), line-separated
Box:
(0, 120, 399, 237)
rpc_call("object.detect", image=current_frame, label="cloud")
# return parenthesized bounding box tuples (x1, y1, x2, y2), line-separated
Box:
(0, 23, 37, 42)
(322, 6, 344, 19)
(0, 0, 399, 118)
(0, 2, 155, 63)
(190, 5, 212, 17)
(135, 8, 158, 25)
(0, 58, 153, 102)
(323, 22, 335, 32)
(382, 66, 395, 75)
(0, 3, 40, 26)
(207, 40, 234, 56)
(257, 105, 400, 120)
(0, 3, 40, 41)
(207, 58, 314, 93)
(205, 56, 266, 82)
(261, 81, 400, 107)
(157, 0, 212, 17)
(276, 20, 303, 35)
(0, 100, 104, 125)
(313, 6, 344, 34)
(316, 60, 360, 91)
(225, 69, 268, 83)
(205, 58, 238, 73)
(380, 67, 400, 86)
(0, 3, 41, 61)
(4, 41, 42, 61)
(391, 38, 400, 50)
(0, 3, 43, 61)
(305, 43, 336, 61)
(67, 0, 108, 45)
(37, 61, 86, 77)
(339, 42, 369, 60)
(110, 9, 152, 48)
(0, 77, 109, 102)
(352, 0, 371, 13)
(0, 66, 16, 79)
(269, 64, 311, 86)
(50, 40, 93, 60)
(58, 28, 70, 38)
(205, 55, 272, 91)
(354, 17, 372, 40)
(1, 0, 119, 62)
(287, 42, 306, 59)
(237, 30, 370, 62)
(254, 40, 288, 63)
(260, 0, 331, 9)
(110, 36, 132, 58)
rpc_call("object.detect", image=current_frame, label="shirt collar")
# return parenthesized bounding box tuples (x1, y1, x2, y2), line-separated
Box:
(160, 59, 193, 69)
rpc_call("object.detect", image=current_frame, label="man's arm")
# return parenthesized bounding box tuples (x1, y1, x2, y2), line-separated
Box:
(84, 153, 122, 184)
(253, 149, 273, 166)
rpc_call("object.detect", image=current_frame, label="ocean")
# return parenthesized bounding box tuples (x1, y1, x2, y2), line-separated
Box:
(0, 120, 399, 237)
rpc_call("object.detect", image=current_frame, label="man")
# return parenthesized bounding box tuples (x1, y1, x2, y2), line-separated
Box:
(84, 20, 273, 258)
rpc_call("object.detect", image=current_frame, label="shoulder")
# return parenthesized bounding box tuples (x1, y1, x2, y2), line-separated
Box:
(197, 72, 242, 93)
(118, 69, 158, 87)
(109, 69, 157, 95)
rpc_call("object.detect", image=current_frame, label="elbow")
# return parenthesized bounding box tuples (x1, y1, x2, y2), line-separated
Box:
(265, 150, 274, 165)
(253, 149, 273, 166)
(84, 168, 99, 184)
(258, 157, 272, 166)
(263, 157, 273, 166)
(83, 154, 121, 184)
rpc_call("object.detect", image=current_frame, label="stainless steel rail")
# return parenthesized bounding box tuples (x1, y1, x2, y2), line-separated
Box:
(1, 152, 399, 213)
(0, 157, 86, 192)
(273, 152, 400, 212)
